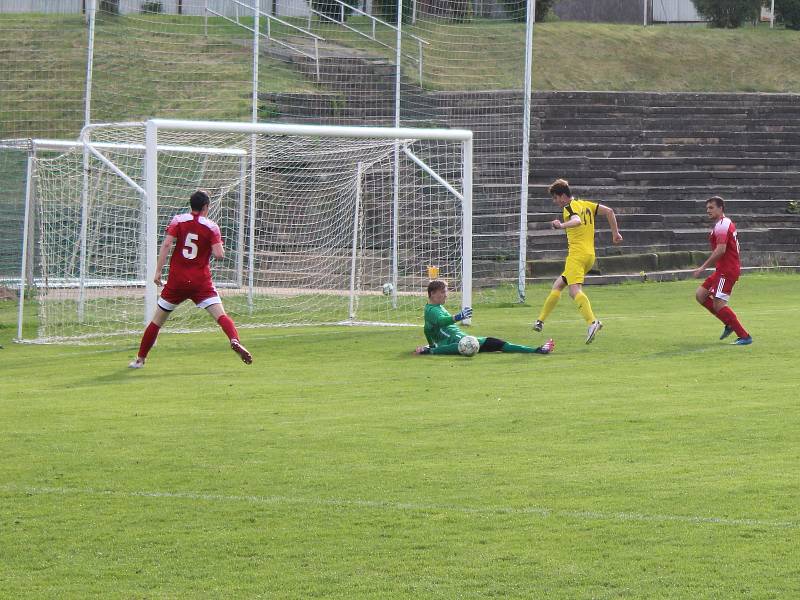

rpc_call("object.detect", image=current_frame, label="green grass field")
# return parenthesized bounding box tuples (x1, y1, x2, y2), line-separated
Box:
(1, 273, 798, 598)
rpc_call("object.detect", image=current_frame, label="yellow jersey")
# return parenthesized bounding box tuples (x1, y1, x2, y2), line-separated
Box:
(562, 198, 599, 256)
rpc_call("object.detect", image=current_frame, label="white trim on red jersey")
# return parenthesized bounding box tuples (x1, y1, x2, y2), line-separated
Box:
(712, 217, 732, 239)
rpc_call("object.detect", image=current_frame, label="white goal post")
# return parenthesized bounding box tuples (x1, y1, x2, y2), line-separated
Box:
(20, 119, 473, 342)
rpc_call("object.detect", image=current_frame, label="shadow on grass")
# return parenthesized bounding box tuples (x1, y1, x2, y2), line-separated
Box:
(646, 342, 731, 358)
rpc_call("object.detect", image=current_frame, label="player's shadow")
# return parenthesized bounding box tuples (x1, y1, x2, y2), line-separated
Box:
(646, 342, 726, 358)
(78, 368, 181, 389)
(66, 347, 171, 387)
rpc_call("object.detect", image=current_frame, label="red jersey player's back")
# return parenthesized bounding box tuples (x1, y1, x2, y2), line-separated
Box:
(166, 213, 222, 285)
(128, 190, 253, 370)
(710, 216, 740, 278)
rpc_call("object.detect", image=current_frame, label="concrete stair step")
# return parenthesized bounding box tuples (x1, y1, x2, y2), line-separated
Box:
(524, 183, 800, 200)
(524, 187, 800, 200)
(531, 143, 800, 157)
(525, 250, 708, 278)
(537, 117, 800, 131)
(538, 117, 645, 128)
(530, 156, 800, 170)
(524, 226, 794, 249)
(539, 130, 800, 144)
(616, 170, 800, 185)
(532, 91, 800, 106)
(645, 131, 800, 142)
(513, 198, 799, 216)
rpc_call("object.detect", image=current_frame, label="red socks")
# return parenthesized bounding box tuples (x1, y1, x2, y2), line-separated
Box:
(137, 322, 160, 359)
(716, 306, 749, 339)
(137, 315, 240, 361)
(700, 297, 748, 338)
(217, 314, 240, 342)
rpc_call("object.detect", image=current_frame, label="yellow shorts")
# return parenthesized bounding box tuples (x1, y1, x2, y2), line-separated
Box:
(561, 254, 595, 285)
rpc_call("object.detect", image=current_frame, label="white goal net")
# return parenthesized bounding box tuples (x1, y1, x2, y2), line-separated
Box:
(21, 119, 472, 342)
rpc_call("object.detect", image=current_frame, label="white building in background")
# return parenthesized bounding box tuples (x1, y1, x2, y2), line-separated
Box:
(651, 0, 703, 23)
(0, 0, 364, 18)
(0, 0, 80, 12)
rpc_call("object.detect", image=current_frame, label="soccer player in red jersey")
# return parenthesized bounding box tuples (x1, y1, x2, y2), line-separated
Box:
(691, 196, 752, 345)
(129, 190, 253, 368)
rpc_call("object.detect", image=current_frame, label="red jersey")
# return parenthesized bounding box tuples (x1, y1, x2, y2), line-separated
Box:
(165, 212, 222, 285)
(710, 216, 740, 278)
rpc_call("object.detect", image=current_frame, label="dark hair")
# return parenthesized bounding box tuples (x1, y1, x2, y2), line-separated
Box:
(427, 279, 446, 297)
(190, 189, 210, 212)
(548, 178, 571, 198)
(707, 196, 725, 209)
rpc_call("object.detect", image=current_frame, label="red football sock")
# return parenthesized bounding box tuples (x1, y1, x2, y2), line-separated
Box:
(701, 296, 733, 326)
(717, 307, 749, 338)
(701, 296, 717, 315)
(137, 322, 161, 359)
(217, 314, 239, 342)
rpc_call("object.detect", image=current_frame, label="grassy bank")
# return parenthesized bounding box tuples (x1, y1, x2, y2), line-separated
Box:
(2, 16, 799, 138)
(316, 19, 800, 92)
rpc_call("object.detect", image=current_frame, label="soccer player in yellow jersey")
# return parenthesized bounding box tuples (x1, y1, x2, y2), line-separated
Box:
(533, 179, 623, 344)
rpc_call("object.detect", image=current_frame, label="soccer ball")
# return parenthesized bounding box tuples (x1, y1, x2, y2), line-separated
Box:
(382, 282, 394, 296)
(458, 335, 480, 357)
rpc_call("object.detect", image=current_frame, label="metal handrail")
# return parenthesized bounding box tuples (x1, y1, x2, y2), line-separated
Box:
(205, 0, 323, 80)
(314, 0, 429, 46)
(307, 0, 430, 86)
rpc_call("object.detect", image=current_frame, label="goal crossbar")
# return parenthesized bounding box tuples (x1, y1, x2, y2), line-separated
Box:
(30, 138, 248, 157)
(144, 119, 473, 142)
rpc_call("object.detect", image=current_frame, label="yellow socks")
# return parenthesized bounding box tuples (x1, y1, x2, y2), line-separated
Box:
(573, 291, 596, 324)
(538, 290, 562, 322)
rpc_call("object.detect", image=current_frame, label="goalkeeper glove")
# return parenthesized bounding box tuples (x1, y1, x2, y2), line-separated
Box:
(453, 307, 473, 321)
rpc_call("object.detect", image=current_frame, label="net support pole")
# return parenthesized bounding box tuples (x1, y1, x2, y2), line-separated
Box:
(85, 0, 96, 130)
(403, 147, 463, 200)
(391, 0, 403, 309)
(16, 155, 35, 341)
(394, 0, 402, 127)
(77, 0, 97, 323)
(247, 1, 261, 314)
(78, 145, 90, 323)
(461, 138, 473, 323)
(247, 161, 256, 314)
(139, 162, 147, 283)
(348, 162, 363, 321)
(251, 1, 260, 122)
(391, 147, 399, 309)
(144, 121, 159, 323)
(517, 0, 535, 303)
(236, 156, 246, 287)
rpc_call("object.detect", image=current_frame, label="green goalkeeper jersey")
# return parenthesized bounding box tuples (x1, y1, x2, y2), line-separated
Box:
(423, 303, 465, 348)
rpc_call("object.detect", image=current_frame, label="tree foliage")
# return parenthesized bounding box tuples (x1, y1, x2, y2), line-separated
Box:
(372, 0, 556, 23)
(776, 0, 800, 30)
(537, 0, 558, 21)
(99, 0, 120, 14)
(312, 0, 353, 22)
(691, 0, 761, 28)
(501, 0, 558, 22)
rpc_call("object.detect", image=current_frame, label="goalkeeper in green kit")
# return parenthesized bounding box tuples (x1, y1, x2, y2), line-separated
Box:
(414, 280, 555, 356)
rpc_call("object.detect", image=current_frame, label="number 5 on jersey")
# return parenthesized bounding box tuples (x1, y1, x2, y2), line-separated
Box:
(183, 232, 199, 260)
